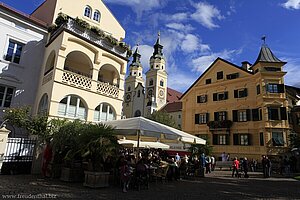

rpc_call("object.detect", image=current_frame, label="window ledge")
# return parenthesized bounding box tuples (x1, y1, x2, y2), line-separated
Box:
(0, 59, 25, 69)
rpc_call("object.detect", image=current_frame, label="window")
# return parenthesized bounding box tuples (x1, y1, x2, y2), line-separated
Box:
(197, 95, 207, 103)
(160, 80, 164, 87)
(268, 107, 287, 121)
(127, 86, 131, 92)
(267, 84, 284, 93)
(252, 108, 262, 121)
(233, 109, 251, 122)
(226, 73, 239, 80)
(137, 90, 141, 97)
(206, 79, 211, 84)
(272, 132, 284, 146)
(58, 95, 86, 119)
(234, 88, 248, 98)
(149, 79, 153, 86)
(38, 94, 48, 114)
(213, 92, 228, 101)
(233, 134, 250, 145)
(84, 6, 92, 18)
(178, 114, 181, 119)
(256, 85, 261, 95)
(265, 67, 281, 72)
(217, 71, 223, 80)
(93, 10, 100, 22)
(214, 111, 227, 121)
(238, 110, 247, 122)
(260, 132, 264, 146)
(213, 134, 229, 145)
(134, 110, 141, 117)
(94, 103, 116, 122)
(0, 85, 14, 107)
(195, 113, 209, 124)
(5, 40, 24, 64)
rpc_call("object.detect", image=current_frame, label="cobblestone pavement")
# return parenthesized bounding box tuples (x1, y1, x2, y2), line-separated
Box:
(0, 171, 299, 200)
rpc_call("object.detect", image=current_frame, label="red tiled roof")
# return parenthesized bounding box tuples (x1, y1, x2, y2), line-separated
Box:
(167, 87, 182, 103)
(0, 2, 48, 28)
(162, 101, 182, 113)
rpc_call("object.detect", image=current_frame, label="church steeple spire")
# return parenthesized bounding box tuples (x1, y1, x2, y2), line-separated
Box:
(131, 44, 141, 66)
(151, 31, 164, 59)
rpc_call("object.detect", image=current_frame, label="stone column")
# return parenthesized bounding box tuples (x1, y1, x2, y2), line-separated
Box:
(0, 126, 10, 172)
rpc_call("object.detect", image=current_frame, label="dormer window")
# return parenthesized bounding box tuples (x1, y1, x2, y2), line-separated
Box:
(84, 6, 92, 18)
(93, 10, 100, 22)
(160, 80, 164, 87)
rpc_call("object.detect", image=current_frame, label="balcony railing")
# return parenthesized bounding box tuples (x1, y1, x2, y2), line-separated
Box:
(57, 69, 120, 99)
(207, 120, 233, 130)
(50, 17, 128, 59)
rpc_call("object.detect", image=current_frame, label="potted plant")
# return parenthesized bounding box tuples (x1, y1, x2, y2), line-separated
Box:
(81, 124, 120, 188)
(74, 17, 90, 31)
(55, 13, 68, 26)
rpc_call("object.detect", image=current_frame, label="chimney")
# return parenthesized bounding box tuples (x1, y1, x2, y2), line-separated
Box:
(241, 61, 252, 72)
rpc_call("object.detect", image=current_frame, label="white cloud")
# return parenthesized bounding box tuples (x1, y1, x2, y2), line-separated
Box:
(281, 0, 300, 9)
(181, 34, 199, 53)
(168, 13, 189, 21)
(191, 2, 224, 29)
(191, 49, 241, 73)
(165, 23, 194, 32)
(283, 58, 300, 86)
(168, 72, 198, 93)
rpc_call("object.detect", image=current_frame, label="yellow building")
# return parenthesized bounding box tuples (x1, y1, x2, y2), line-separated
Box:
(31, 0, 129, 122)
(181, 44, 290, 160)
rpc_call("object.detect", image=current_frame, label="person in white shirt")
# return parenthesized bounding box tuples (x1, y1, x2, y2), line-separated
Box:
(211, 155, 216, 171)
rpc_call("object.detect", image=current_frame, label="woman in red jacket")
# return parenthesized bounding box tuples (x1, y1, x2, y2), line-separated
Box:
(232, 157, 240, 178)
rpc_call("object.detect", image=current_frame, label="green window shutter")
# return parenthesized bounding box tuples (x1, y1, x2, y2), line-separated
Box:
(213, 93, 217, 101)
(244, 88, 248, 97)
(232, 110, 238, 122)
(259, 109, 262, 121)
(246, 109, 251, 121)
(226, 135, 230, 145)
(252, 109, 259, 121)
(234, 90, 238, 98)
(214, 112, 219, 121)
(233, 134, 239, 145)
(278, 84, 284, 93)
(224, 111, 228, 120)
(197, 96, 200, 103)
(206, 113, 210, 122)
(195, 114, 200, 124)
(224, 91, 228, 99)
(266, 84, 269, 92)
(248, 134, 252, 146)
(213, 134, 218, 145)
(280, 107, 287, 120)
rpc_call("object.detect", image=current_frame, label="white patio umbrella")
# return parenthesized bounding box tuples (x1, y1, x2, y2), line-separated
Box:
(118, 138, 170, 149)
(104, 117, 206, 148)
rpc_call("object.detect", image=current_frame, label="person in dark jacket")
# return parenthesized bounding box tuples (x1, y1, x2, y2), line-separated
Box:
(242, 157, 249, 178)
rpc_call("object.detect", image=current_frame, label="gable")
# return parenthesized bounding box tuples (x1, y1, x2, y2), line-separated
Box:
(181, 58, 253, 100)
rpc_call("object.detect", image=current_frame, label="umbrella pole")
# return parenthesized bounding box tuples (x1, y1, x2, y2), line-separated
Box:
(137, 130, 140, 159)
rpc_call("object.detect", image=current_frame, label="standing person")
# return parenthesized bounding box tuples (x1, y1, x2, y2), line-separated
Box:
(227, 153, 231, 161)
(211, 155, 216, 171)
(266, 156, 272, 178)
(119, 156, 131, 193)
(205, 155, 212, 174)
(262, 155, 267, 178)
(283, 155, 290, 177)
(231, 157, 240, 178)
(175, 153, 181, 164)
(42, 139, 52, 178)
(243, 157, 249, 178)
(222, 152, 226, 162)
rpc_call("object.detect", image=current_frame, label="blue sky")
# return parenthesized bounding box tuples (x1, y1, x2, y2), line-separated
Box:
(2, 0, 300, 93)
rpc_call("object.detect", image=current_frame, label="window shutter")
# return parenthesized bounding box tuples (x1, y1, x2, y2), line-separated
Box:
(266, 84, 269, 92)
(224, 111, 227, 120)
(278, 84, 284, 93)
(195, 114, 200, 124)
(226, 135, 230, 145)
(252, 109, 259, 121)
(234, 90, 238, 98)
(224, 91, 228, 99)
(280, 107, 287, 120)
(248, 134, 252, 146)
(205, 95, 208, 102)
(233, 134, 239, 145)
(232, 110, 238, 122)
(197, 96, 200, 103)
(213, 93, 217, 101)
(214, 112, 219, 121)
(244, 88, 248, 97)
(259, 109, 262, 121)
(213, 134, 218, 145)
(268, 107, 271, 120)
(246, 109, 251, 121)
(206, 113, 210, 122)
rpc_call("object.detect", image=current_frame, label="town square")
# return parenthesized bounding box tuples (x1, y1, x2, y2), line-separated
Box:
(0, 0, 300, 199)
